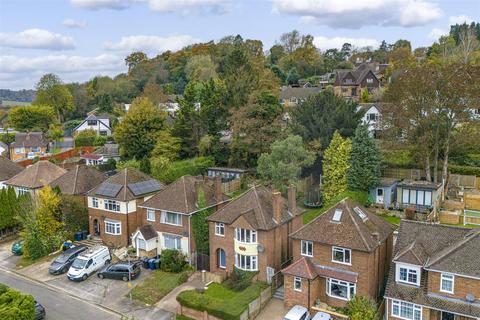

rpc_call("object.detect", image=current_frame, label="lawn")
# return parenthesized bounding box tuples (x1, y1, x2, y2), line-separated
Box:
(176, 315, 195, 320)
(16, 252, 59, 269)
(130, 270, 189, 305)
(177, 281, 269, 320)
(379, 214, 401, 226)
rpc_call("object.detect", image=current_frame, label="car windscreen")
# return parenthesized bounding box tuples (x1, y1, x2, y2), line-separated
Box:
(54, 254, 69, 263)
(72, 258, 87, 269)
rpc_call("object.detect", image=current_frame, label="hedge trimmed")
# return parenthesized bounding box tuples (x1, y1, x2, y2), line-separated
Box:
(448, 164, 480, 176)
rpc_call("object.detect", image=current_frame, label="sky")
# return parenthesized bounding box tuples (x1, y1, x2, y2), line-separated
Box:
(0, 0, 479, 90)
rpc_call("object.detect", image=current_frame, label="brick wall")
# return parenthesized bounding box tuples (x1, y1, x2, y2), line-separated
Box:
(428, 271, 480, 299)
(284, 275, 322, 309)
(88, 208, 139, 248)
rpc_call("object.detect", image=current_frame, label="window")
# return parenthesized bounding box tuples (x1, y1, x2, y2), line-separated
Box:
(396, 265, 420, 286)
(294, 277, 302, 292)
(417, 190, 424, 205)
(215, 223, 225, 236)
(17, 187, 29, 196)
(217, 249, 226, 268)
(15, 148, 23, 154)
(402, 189, 409, 203)
(30, 146, 40, 153)
(367, 78, 373, 83)
(104, 199, 120, 212)
(92, 197, 99, 208)
(87, 120, 97, 126)
(164, 234, 182, 250)
(161, 211, 182, 226)
(424, 191, 432, 206)
(147, 209, 155, 222)
(235, 253, 258, 271)
(367, 113, 377, 121)
(235, 228, 257, 243)
(100, 131, 108, 136)
(301, 240, 313, 257)
(377, 188, 384, 196)
(137, 239, 146, 250)
(391, 300, 422, 320)
(327, 278, 356, 301)
(332, 247, 351, 265)
(440, 274, 454, 294)
(105, 221, 121, 235)
(409, 189, 416, 205)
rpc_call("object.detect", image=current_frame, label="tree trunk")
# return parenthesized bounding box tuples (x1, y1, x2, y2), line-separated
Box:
(441, 127, 452, 200)
(425, 152, 431, 182)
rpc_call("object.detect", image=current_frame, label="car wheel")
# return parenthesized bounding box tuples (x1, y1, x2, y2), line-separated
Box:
(122, 276, 128, 282)
(61, 267, 67, 274)
(98, 274, 104, 279)
(82, 274, 88, 281)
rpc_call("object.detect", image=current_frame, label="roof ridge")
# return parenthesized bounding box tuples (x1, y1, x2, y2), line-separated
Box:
(208, 186, 256, 219)
(123, 168, 128, 201)
(426, 232, 480, 268)
(346, 205, 371, 251)
(33, 161, 41, 187)
(73, 165, 79, 194)
(182, 176, 189, 213)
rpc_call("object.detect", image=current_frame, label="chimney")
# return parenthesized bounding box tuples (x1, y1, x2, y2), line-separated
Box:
(288, 185, 296, 216)
(272, 190, 282, 224)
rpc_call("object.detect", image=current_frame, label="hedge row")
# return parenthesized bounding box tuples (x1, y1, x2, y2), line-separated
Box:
(448, 164, 480, 176)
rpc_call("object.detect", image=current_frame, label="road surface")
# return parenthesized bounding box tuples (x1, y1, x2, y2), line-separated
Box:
(0, 268, 120, 320)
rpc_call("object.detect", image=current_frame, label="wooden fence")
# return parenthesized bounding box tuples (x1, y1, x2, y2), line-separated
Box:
(221, 178, 242, 194)
(449, 174, 477, 189)
(17, 146, 95, 167)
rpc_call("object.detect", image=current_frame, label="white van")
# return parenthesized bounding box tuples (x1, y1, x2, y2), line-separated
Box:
(67, 246, 111, 281)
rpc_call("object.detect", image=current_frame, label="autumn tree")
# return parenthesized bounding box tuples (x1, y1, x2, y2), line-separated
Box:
(8, 104, 56, 132)
(151, 130, 181, 161)
(322, 131, 352, 203)
(257, 135, 315, 190)
(125, 51, 148, 71)
(114, 97, 166, 159)
(347, 296, 378, 320)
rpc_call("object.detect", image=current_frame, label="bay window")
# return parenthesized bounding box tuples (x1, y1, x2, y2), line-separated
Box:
(105, 220, 121, 235)
(235, 253, 257, 271)
(326, 278, 356, 301)
(391, 300, 422, 320)
(235, 228, 257, 243)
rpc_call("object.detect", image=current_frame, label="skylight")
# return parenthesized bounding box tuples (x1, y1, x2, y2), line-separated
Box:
(354, 207, 367, 220)
(332, 209, 343, 222)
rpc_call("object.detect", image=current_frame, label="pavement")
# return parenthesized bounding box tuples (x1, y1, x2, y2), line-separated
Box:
(256, 297, 288, 320)
(155, 271, 205, 313)
(0, 239, 21, 269)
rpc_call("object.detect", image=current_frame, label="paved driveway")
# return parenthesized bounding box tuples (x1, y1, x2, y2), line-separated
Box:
(0, 239, 20, 269)
(256, 298, 288, 320)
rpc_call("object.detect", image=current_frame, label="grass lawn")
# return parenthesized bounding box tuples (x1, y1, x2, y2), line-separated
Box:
(130, 270, 189, 305)
(379, 214, 401, 226)
(176, 315, 195, 320)
(177, 281, 269, 320)
(16, 252, 59, 269)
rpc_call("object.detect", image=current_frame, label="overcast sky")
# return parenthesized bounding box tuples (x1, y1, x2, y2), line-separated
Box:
(0, 0, 479, 90)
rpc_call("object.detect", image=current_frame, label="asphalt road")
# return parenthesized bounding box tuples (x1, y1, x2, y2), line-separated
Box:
(0, 269, 120, 320)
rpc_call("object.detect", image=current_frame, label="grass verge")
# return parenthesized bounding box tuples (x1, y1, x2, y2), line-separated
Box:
(176, 315, 195, 320)
(130, 270, 190, 305)
(177, 281, 269, 320)
(16, 252, 59, 269)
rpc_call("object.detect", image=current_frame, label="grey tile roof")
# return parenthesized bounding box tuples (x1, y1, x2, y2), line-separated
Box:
(10, 132, 48, 148)
(279, 87, 321, 100)
(5, 160, 66, 189)
(291, 199, 395, 252)
(50, 165, 107, 196)
(138, 224, 158, 241)
(0, 156, 23, 181)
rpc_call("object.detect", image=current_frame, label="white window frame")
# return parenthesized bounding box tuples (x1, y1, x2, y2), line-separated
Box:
(218, 248, 226, 269)
(440, 273, 454, 294)
(105, 221, 121, 235)
(294, 277, 302, 292)
(326, 278, 356, 301)
(396, 264, 421, 286)
(235, 228, 257, 244)
(17, 187, 29, 196)
(163, 234, 182, 250)
(301, 240, 313, 257)
(332, 246, 352, 265)
(147, 209, 156, 222)
(215, 223, 225, 236)
(391, 300, 422, 320)
(104, 199, 120, 212)
(92, 197, 99, 208)
(234, 253, 258, 271)
(160, 211, 182, 226)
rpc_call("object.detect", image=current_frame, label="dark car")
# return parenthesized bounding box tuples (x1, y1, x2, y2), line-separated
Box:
(97, 261, 141, 281)
(35, 301, 46, 320)
(48, 245, 87, 275)
(11, 240, 24, 255)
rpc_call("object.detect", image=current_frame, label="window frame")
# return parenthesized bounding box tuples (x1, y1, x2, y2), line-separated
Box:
(105, 221, 121, 235)
(163, 233, 182, 250)
(17, 187, 29, 196)
(161, 211, 183, 226)
(294, 277, 302, 292)
(234, 253, 258, 271)
(391, 300, 422, 320)
(104, 199, 120, 212)
(215, 223, 225, 236)
(301, 240, 313, 257)
(217, 248, 226, 269)
(440, 273, 454, 294)
(146, 209, 156, 222)
(326, 278, 356, 301)
(92, 197, 99, 208)
(332, 246, 352, 265)
(235, 228, 257, 244)
(87, 120, 97, 126)
(396, 264, 421, 286)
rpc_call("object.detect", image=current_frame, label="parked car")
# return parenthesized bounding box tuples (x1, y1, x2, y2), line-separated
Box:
(284, 305, 311, 320)
(11, 240, 24, 255)
(97, 261, 141, 281)
(34, 301, 46, 320)
(49, 245, 87, 275)
(311, 312, 331, 320)
(67, 245, 111, 281)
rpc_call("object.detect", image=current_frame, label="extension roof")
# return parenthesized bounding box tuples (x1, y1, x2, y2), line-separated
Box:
(50, 165, 107, 196)
(5, 160, 67, 189)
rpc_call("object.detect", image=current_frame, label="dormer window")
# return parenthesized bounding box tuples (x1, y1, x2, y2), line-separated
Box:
(395, 264, 421, 286)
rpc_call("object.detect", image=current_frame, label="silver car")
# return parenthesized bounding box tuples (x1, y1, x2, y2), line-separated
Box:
(284, 305, 311, 320)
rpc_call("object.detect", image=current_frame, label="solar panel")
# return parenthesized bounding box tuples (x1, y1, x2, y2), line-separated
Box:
(332, 209, 343, 222)
(128, 180, 162, 196)
(96, 183, 122, 198)
(354, 207, 368, 220)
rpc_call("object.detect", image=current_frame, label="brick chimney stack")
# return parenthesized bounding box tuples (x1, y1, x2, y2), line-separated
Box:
(272, 190, 282, 224)
(215, 176, 223, 202)
(288, 185, 296, 216)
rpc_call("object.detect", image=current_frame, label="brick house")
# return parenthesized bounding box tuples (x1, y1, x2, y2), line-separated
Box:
(385, 220, 480, 320)
(10, 132, 49, 161)
(132, 175, 229, 260)
(281, 199, 395, 310)
(86, 168, 164, 248)
(207, 186, 305, 282)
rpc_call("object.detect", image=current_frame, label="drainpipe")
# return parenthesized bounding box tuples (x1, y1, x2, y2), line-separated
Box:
(308, 279, 311, 311)
(188, 215, 192, 265)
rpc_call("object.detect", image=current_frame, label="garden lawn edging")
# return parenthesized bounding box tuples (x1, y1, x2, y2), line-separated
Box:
(131, 270, 190, 305)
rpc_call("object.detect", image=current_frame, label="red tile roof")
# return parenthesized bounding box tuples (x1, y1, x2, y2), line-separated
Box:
(282, 257, 359, 283)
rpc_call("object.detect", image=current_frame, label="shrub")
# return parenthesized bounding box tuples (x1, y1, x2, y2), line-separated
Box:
(223, 268, 256, 292)
(346, 295, 378, 320)
(74, 129, 96, 147)
(0, 287, 35, 320)
(160, 249, 187, 273)
(448, 164, 480, 176)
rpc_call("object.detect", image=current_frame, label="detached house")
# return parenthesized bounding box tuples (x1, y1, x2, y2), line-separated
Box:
(0, 156, 23, 189)
(334, 68, 380, 100)
(4, 160, 66, 196)
(385, 220, 480, 320)
(282, 199, 395, 310)
(81, 143, 121, 166)
(73, 114, 112, 136)
(87, 168, 164, 247)
(207, 186, 305, 282)
(279, 86, 321, 107)
(10, 132, 48, 161)
(132, 176, 230, 260)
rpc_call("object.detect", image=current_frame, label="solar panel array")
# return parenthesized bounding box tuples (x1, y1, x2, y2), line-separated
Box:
(128, 180, 162, 196)
(96, 182, 122, 198)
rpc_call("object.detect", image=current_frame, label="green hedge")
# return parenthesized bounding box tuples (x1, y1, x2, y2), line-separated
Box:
(448, 164, 480, 176)
(0, 286, 35, 320)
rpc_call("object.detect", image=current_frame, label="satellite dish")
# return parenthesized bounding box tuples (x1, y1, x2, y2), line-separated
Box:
(257, 244, 265, 253)
(466, 294, 476, 303)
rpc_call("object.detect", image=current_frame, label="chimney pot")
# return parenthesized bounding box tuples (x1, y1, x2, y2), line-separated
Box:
(272, 190, 282, 224)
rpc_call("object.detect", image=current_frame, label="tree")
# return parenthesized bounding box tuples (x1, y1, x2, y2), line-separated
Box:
(360, 88, 369, 103)
(257, 135, 315, 190)
(114, 97, 166, 159)
(457, 26, 479, 64)
(60, 195, 88, 238)
(279, 30, 301, 53)
(18, 186, 65, 260)
(290, 89, 361, 150)
(151, 130, 181, 161)
(322, 131, 352, 203)
(184, 55, 217, 81)
(347, 125, 381, 192)
(0, 286, 36, 320)
(286, 67, 300, 85)
(346, 295, 378, 320)
(125, 51, 148, 71)
(8, 105, 56, 132)
(0, 187, 23, 231)
(34, 74, 74, 122)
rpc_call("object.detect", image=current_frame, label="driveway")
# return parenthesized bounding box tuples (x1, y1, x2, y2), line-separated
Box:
(256, 298, 288, 320)
(155, 271, 204, 313)
(0, 239, 21, 269)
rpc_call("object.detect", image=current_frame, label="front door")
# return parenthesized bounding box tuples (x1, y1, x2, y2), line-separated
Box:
(376, 188, 384, 204)
(93, 219, 100, 236)
(441, 312, 455, 320)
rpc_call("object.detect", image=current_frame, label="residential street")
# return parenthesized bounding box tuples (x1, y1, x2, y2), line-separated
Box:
(0, 267, 119, 320)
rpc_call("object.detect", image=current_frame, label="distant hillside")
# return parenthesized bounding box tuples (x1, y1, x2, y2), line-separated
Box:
(0, 89, 36, 103)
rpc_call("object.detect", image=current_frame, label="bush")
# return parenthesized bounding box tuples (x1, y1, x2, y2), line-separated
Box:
(0, 287, 36, 320)
(160, 249, 187, 273)
(448, 164, 480, 176)
(151, 157, 214, 184)
(74, 129, 96, 147)
(346, 295, 378, 320)
(223, 268, 256, 292)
